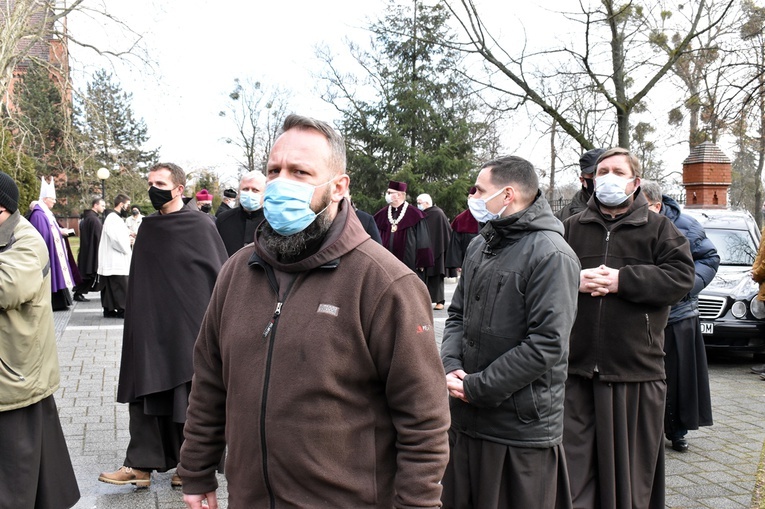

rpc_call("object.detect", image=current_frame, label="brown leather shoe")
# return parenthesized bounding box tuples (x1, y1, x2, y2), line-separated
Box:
(171, 473, 182, 487)
(98, 466, 151, 487)
(434, 303, 444, 310)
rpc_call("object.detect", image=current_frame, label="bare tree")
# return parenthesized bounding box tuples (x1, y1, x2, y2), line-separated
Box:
(0, 0, 146, 107)
(651, 1, 740, 148)
(219, 78, 290, 174)
(442, 0, 734, 150)
(730, 0, 765, 225)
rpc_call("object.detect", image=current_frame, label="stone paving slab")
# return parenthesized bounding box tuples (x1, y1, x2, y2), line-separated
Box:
(52, 285, 765, 508)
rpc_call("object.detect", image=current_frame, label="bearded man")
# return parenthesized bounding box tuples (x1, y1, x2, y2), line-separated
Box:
(178, 114, 450, 508)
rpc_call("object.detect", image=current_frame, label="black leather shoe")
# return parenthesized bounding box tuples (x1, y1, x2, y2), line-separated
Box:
(73, 294, 90, 302)
(751, 364, 765, 374)
(671, 438, 688, 452)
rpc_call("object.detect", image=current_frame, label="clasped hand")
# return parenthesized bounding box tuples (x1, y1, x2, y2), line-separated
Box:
(446, 369, 468, 403)
(579, 265, 619, 297)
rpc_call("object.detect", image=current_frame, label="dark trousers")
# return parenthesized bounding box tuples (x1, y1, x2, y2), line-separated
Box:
(0, 395, 80, 509)
(124, 401, 184, 472)
(442, 430, 572, 509)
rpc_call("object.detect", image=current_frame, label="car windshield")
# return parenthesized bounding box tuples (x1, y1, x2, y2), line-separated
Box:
(705, 229, 757, 266)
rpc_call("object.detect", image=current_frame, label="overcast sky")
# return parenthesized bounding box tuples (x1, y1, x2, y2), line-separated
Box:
(66, 0, 689, 191)
(66, 0, 386, 187)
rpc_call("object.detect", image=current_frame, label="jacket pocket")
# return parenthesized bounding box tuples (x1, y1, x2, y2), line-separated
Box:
(0, 356, 26, 381)
(512, 383, 540, 423)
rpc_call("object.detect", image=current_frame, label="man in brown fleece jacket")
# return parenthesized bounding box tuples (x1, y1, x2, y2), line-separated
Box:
(178, 114, 450, 508)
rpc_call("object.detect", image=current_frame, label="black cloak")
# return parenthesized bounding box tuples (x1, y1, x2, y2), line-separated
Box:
(117, 206, 228, 403)
(422, 205, 451, 277)
(77, 209, 102, 279)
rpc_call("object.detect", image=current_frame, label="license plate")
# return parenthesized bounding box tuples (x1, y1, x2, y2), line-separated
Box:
(700, 322, 714, 334)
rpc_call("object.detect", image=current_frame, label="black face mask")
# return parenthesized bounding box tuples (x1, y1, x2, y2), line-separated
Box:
(131, 210, 139, 216)
(583, 178, 595, 195)
(120, 207, 130, 218)
(149, 186, 174, 210)
(200, 204, 212, 214)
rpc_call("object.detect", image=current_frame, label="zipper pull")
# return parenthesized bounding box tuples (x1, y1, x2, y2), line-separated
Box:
(262, 302, 283, 338)
(606, 231, 610, 242)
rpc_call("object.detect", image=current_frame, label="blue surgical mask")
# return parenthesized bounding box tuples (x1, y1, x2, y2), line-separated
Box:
(239, 191, 262, 212)
(468, 187, 507, 223)
(263, 178, 333, 236)
(595, 173, 635, 207)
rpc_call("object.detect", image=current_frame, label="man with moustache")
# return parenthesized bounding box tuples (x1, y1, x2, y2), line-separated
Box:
(178, 114, 450, 508)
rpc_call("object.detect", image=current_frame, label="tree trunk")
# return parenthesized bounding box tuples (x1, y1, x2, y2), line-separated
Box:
(549, 118, 557, 200)
(755, 42, 765, 228)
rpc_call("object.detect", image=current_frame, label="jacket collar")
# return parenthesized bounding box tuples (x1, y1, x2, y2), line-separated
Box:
(579, 188, 650, 227)
(252, 198, 369, 274)
(481, 191, 562, 250)
(0, 211, 20, 249)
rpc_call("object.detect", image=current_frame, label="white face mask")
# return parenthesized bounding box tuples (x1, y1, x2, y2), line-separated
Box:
(468, 187, 507, 223)
(385, 193, 393, 205)
(595, 173, 635, 207)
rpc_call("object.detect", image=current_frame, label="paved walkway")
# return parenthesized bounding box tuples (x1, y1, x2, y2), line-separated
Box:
(53, 282, 765, 508)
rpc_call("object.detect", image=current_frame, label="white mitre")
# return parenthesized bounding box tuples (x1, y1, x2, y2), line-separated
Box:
(38, 176, 56, 201)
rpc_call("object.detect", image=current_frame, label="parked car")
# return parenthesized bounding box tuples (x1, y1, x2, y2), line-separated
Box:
(683, 208, 765, 357)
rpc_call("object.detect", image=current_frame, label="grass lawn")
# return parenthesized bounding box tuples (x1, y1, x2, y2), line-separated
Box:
(68, 235, 79, 255)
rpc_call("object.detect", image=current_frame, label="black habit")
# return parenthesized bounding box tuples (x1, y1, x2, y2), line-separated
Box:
(422, 205, 451, 278)
(76, 209, 102, 285)
(445, 209, 480, 270)
(355, 209, 382, 244)
(117, 206, 228, 406)
(216, 206, 265, 257)
(215, 201, 233, 217)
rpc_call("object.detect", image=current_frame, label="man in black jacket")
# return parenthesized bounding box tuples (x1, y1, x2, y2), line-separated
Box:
(216, 171, 266, 257)
(563, 148, 695, 509)
(441, 156, 580, 509)
(215, 188, 238, 218)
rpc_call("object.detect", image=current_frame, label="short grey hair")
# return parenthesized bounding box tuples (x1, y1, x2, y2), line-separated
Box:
(280, 114, 347, 175)
(240, 171, 266, 186)
(641, 180, 662, 203)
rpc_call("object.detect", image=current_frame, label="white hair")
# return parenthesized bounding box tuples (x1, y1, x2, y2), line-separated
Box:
(240, 171, 266, 187)
(417, 193, 433, 207)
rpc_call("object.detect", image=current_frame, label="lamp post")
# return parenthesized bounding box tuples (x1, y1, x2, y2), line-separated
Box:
(97, 167, 110, 203)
